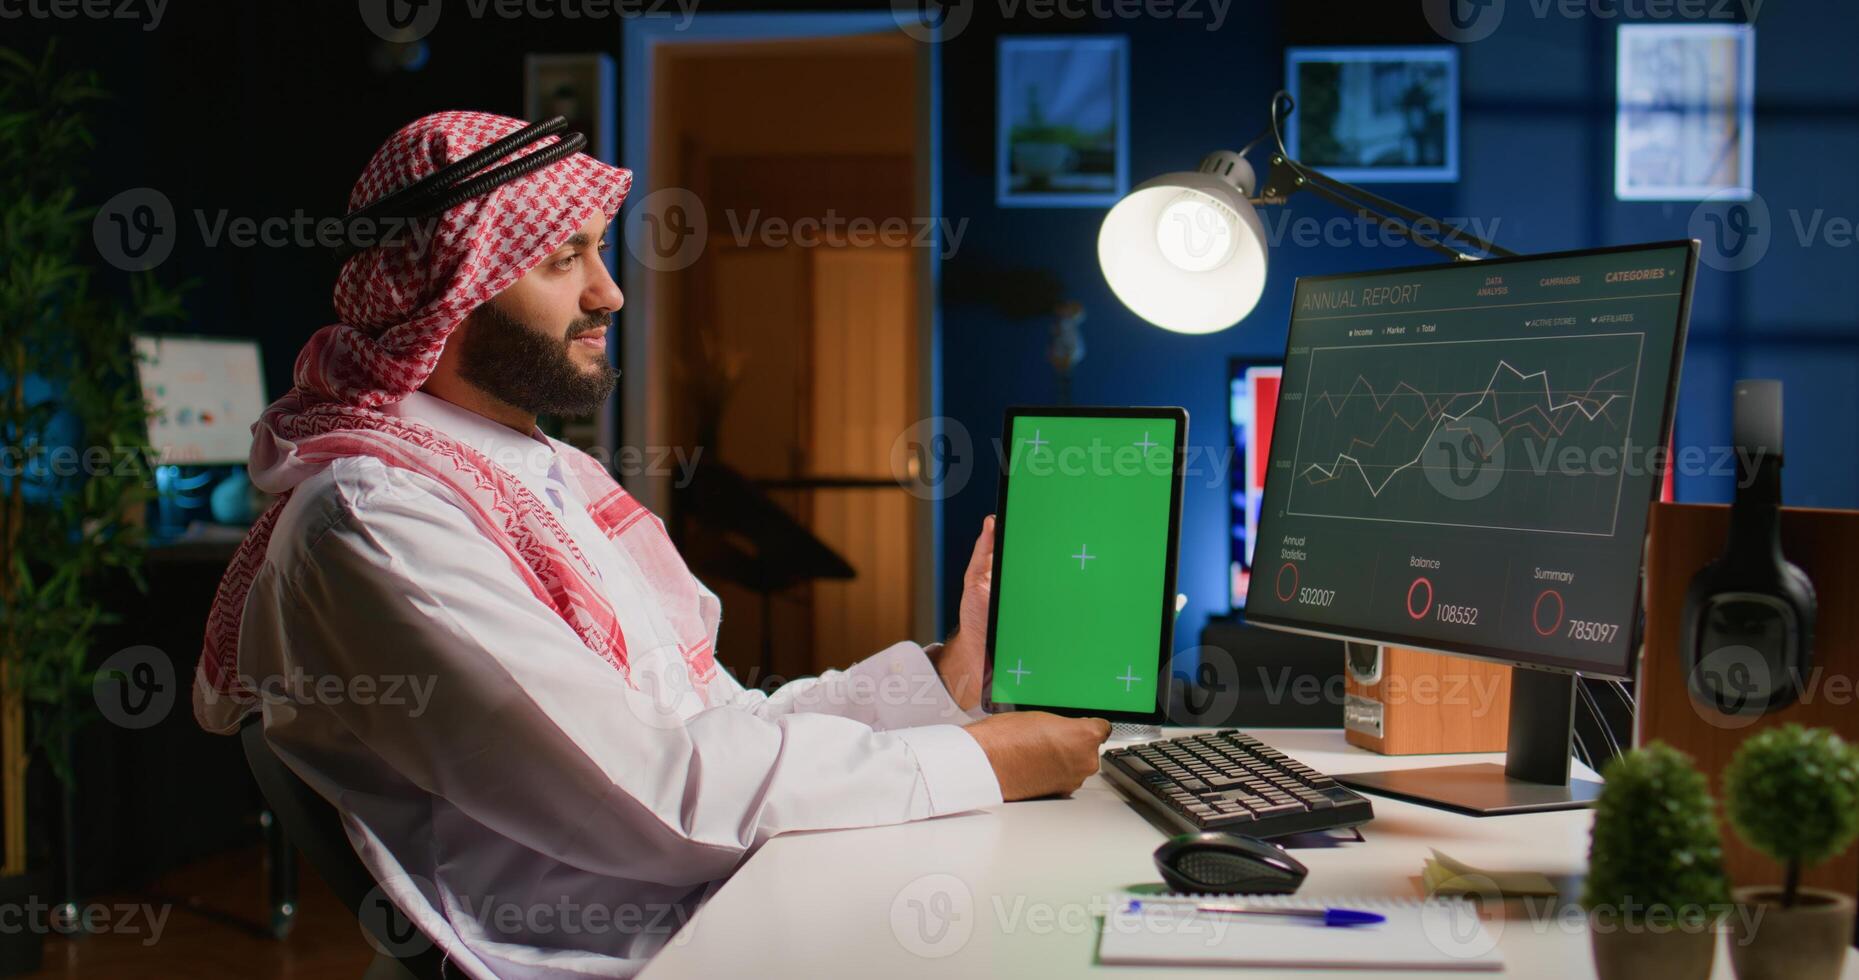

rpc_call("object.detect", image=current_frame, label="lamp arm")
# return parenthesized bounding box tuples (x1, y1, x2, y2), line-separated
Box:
(1273, 161, 1512, 262)
(1248, 90, 1516, 263)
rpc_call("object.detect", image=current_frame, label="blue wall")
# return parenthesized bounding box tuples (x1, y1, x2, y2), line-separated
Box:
(20, 3, 1852, 651)
(937, 4, 1859, 646)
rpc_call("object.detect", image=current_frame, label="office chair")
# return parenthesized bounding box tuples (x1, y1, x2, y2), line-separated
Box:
(240, 720, 449, 980)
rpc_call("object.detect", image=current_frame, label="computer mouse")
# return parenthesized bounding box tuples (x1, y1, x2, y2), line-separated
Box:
(1153, 832, 1307, 895)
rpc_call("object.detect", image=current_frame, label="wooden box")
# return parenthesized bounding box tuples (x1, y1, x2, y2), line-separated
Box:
(1344, 646, 1513, 755)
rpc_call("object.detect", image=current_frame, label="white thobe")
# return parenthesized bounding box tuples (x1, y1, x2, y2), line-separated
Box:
(234, 390, 1002, 978)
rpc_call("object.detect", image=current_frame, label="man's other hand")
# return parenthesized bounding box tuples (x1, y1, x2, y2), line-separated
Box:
(931, 515, 994, 711)
(964, 710, 1111, 801)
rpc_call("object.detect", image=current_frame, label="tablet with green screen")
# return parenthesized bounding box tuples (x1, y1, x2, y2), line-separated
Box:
(982, 407, 1187, 723)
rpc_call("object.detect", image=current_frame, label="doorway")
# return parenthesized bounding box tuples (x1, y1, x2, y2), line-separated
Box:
(622, 16, 942, 680)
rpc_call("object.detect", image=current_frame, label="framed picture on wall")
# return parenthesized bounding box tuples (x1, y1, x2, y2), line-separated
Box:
(1284, 46, 1459, 183)
(1615, 24, 1755, 201)
(997, 36, 1129, 208)
(524, 53, 616, 164)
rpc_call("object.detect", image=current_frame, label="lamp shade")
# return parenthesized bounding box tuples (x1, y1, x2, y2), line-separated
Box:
(1097, 152, 1267, 334)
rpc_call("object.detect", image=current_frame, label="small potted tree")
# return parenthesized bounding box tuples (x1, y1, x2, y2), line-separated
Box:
(1721, 724, 1859, 980)
(1584, 742, 1730, 980)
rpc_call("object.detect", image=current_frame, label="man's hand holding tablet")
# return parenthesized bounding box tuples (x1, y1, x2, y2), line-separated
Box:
(966, 711, 1112, 800)
(938, 513, 1111, 800)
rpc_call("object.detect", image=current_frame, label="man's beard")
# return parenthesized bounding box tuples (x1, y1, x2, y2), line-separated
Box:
(455, 303, 618, 418)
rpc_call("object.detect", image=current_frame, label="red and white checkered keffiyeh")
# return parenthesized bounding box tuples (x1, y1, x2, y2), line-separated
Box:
(192, 111, 719, 734)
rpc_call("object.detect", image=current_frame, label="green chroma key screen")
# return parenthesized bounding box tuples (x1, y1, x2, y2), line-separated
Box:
(987, 411, 1184, 719)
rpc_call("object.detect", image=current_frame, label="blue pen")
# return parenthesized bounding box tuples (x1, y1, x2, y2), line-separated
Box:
(1125, 900, 1385, 927)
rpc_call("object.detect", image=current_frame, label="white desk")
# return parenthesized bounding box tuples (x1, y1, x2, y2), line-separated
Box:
(639, 728, 1857, 979)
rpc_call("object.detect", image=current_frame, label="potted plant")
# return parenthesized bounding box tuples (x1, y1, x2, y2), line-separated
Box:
(1583, 742, 1731, 980)
(1009, 85, 1076, 188)
(0, 43, 183, 974)
(1721, 724, 1859, 980)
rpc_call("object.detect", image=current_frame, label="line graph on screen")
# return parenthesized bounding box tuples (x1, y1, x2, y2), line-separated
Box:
(1283, 333, 1645, 536)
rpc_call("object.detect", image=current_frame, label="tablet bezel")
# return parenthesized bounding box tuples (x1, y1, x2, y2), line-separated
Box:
(980, 405, 1188, 724)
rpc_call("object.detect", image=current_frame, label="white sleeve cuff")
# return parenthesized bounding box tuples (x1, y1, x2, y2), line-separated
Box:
(894, 724, 1004, 816)
(846, 641, 975, 731)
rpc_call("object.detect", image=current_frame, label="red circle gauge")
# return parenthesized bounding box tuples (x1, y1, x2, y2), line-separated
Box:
(1532, 589, 1565, 636)
(1275, 562, 1299, 602)
(1406, 577, 1433, 620)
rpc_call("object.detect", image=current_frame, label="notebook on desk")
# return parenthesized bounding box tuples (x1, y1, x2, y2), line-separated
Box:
(1098, 892, 1504, 971)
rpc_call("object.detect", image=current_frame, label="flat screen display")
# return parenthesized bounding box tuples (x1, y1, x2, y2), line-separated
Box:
(985, 408, 1186, 721)
(1246, 242, 1697, 679)
(1229, 360, 1282, 610)
(134, 334, 268, 465)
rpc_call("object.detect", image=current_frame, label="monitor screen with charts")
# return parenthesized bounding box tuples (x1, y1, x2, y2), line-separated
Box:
(135, 334, 268, 466)
(1246, 242, 1696, 679)
(984, 407, 1187, 723)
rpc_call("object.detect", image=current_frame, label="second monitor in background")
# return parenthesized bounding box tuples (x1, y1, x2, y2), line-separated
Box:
(1229, 358, 1283, 612)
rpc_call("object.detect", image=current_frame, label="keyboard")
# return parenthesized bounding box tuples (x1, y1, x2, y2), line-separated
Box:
(1100, 730, 1374, 838)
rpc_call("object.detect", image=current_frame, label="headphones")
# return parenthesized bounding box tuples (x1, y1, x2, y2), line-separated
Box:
(1682, 380, 1817, 716)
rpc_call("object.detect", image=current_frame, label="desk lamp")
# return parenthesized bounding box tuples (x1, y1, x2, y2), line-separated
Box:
(1096, 90, 1514, 335)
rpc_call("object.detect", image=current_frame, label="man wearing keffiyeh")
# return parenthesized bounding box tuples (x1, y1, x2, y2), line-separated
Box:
(191, 111, 1108, 978)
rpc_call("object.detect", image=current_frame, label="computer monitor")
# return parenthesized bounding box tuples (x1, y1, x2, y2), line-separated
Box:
(135, 334, 268, 466)
(135, 334, 269, 536)
(1227, 359, 1282, 610)
(1247, 241, 1697, 814)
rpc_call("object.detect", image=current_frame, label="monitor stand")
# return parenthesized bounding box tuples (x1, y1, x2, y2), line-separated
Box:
(1332, 666, 1603, 816)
